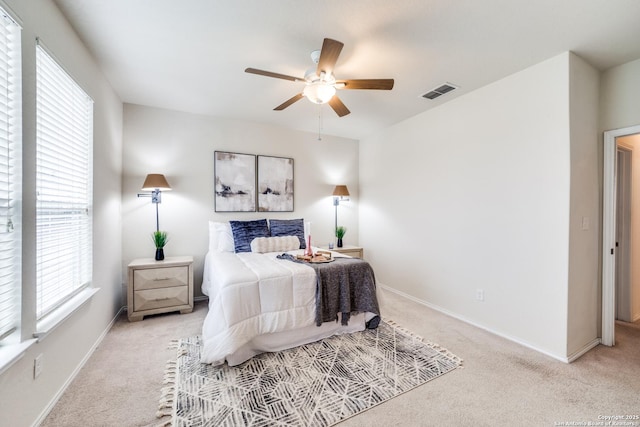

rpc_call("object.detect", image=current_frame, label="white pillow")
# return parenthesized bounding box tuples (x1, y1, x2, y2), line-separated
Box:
(250, 235, 300, 253)
(208, 221, 235, 253)
(208, 221, 219, 252)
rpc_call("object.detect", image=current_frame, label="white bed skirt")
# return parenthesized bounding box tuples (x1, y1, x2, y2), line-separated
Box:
(225, 311, 377, 366)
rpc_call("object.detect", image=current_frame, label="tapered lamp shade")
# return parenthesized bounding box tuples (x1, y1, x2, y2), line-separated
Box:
(141, 174, 171, 191)
(332, 185, 350, 197)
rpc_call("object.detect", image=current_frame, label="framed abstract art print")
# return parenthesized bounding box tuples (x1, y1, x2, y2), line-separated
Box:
(214, 151, 256, 212)
(257, 155, 294, 212)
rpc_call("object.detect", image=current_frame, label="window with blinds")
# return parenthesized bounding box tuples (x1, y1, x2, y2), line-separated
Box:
(0, 10, 21, 342)
(36, 43, 93, 320)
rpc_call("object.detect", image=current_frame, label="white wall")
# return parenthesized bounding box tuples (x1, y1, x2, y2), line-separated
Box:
(360, 53, 576, 359)
(566, 53, 600, 357)
(122, 104, 359, 299)
(600, 58, 640, 132)
(0, 1, 123, 426)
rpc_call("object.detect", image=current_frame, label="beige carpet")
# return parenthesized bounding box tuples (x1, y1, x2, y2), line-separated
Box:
(41, 289, 640, 426)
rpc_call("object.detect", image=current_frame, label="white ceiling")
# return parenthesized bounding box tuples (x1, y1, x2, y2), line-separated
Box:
(54, 0, 640, 140)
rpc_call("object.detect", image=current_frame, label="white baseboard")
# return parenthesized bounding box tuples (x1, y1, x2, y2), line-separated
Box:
(567, 338, 601, 363)
(379, 283, 576, 364)
(33, 306, 127, 427)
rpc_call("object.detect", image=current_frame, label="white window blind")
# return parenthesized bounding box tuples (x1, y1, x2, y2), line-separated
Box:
(0, 9, 21, 342)
(36, 43, 93, 320)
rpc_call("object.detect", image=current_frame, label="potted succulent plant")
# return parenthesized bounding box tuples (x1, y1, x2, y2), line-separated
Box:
(152, 230, 168, 261)
(335, 226, 347, 248)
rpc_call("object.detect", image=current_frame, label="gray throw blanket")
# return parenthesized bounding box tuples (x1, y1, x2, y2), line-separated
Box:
(276, 254, 380, 326)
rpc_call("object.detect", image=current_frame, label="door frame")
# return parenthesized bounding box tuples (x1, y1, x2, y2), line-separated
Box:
(602, 124, 640, 346)
(615, 146, 632, 321)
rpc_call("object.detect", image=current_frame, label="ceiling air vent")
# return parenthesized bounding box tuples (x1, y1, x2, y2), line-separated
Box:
(422, 83, 458, 100)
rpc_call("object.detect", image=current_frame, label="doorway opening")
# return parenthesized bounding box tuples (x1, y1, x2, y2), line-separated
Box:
(602, 124, 640, 346)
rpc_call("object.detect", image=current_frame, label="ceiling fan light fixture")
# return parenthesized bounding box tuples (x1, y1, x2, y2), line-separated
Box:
(303, 81, 336, 104)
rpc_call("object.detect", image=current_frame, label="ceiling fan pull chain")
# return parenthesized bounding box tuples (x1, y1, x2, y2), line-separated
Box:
(317, 104, 323, 141)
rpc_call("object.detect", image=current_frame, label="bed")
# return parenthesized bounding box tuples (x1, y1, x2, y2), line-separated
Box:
(201, 220, 380, 366)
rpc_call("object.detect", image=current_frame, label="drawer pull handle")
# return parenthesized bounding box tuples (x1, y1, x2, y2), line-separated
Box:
(154, 297, 170, 301)
(153, 277, 171, 281)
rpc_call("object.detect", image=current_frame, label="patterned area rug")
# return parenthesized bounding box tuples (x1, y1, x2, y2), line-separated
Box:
(157, 320, 462, 426)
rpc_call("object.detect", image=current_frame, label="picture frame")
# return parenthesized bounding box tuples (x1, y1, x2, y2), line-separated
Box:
(257, 155, 294, 212)
(214, 151, 256, 212)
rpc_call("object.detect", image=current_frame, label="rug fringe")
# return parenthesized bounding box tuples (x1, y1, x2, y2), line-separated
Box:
(383, 317, 464, 367)
(155, 418, 173, 427)
(155, 345, 181, 427)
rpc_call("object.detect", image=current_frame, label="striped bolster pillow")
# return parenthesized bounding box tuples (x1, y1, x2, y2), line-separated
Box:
(250, 236, 301, 253)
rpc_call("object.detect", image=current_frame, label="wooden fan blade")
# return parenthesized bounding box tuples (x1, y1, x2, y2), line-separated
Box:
(245, 68, 304, 82)
(328, 96, 350, 117)
(317, 38, 344, 76)
(336, 79, 395, 90)
(274, 93, 304, 111)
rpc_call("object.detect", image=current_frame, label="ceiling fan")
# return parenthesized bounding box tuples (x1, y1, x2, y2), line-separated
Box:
(245, 38, 394, 117)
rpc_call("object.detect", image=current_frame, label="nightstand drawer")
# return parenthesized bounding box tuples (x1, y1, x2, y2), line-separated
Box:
(330, 245, 364, 259)
(133, 266, 188, 291)
(134, 286, 189, 311)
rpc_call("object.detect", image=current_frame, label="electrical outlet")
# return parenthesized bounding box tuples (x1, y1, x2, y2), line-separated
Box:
(476, 289, 484, 302)
(34, 354, 43, 379)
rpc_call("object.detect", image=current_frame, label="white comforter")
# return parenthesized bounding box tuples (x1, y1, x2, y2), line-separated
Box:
(201, 250, 320, 365)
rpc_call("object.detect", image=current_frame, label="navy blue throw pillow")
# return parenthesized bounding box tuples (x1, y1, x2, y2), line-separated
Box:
(269, 218, 305, 249)
(230, 219, 270, 253)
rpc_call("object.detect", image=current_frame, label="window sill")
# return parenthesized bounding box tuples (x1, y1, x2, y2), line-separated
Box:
(0, 338, 38, 377)
(34, 287, 100, 342)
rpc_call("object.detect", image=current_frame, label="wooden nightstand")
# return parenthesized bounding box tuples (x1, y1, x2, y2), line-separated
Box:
(331, 245, 364, 259)
(127, 256, 194, 322)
